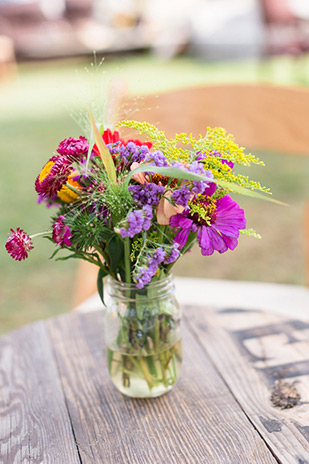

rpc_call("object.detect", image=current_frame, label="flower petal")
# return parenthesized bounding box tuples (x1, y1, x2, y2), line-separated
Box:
(174, 227, 191, 249)
(207, 227, 228, 254)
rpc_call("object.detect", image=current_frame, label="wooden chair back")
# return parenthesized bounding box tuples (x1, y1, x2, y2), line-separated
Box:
(73, 83, 309, 307)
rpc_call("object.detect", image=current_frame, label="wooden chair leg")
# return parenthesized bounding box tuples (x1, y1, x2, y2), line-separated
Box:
(73, 260, 99, 309)
(305, 201, 309, 287)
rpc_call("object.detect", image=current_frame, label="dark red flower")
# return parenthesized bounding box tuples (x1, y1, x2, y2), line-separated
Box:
(35, 156, 71, 199)
(5, 228, 34, 261)
(52, 215, 72, 247)
(57, 136, 89, 161)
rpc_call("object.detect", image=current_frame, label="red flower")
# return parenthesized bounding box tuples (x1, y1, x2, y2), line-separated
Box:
(93, 129, 152, 155)
(103, 129, 124, 145)
(5, 228, 34, 261)
(93, 129, 125, 155)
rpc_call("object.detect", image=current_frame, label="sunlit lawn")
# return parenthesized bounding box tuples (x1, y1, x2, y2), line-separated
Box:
(1, 53, 309, 334)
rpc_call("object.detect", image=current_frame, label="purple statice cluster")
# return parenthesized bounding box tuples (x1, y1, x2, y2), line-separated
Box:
(133, 242, 180, 288)
(129, 183, 164, 207)
(144, 150, 168, 167)
(171, 185, 192, 207)
(163, 242, 180, 264)
(169, 161, 214, 208)
(133, 246, 166, 288)
(118, 142, 150, 167)
(119, 205, 153, 238)
(187, 161, 214, 195)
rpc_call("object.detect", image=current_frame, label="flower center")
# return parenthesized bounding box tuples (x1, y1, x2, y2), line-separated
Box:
(188, 195, 217, 226)
(57, 174, 81, 203)
(39, 161, 54, 182)
(151, 173, 177, 188)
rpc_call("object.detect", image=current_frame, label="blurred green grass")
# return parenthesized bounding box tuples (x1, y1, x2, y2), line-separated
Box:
(1, 53, 309, 334)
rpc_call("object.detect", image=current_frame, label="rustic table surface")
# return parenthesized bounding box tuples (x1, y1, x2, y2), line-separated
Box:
(1, 279, 309, 464)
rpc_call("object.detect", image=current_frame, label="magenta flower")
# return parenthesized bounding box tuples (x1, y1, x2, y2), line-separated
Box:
(170, 194, 246, 256)
(5, 228, 34, 261)
(35, 156, 71, 199)
(52, 216, 72, 247)
(57, 137, 89, 160)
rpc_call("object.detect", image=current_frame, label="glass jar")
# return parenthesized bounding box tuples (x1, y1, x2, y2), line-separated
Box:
(104, 274, 182, 398)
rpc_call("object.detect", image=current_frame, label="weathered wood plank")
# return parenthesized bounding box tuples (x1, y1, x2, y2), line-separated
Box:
(0, 322, 81, 464)
(185, 306, 309, 463)
(48, 310, 277, 464)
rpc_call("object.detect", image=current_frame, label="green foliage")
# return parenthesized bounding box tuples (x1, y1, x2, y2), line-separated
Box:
(120, 120, 270, 197)
(97, 267, 108, 306)
(240, 228, 262, 239)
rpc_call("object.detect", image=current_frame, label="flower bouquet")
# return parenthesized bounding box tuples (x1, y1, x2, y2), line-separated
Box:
(5, 113, 270, 397)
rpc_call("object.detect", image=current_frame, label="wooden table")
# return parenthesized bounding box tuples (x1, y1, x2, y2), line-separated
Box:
(1, 278, 309, 463)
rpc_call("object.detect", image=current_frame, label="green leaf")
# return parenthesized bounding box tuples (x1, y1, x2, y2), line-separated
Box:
(99, 123, 105, 135)
(89, 109, 116, 183)
(98, 227, 115, 241)
(106, 236, 124, 274)
(97, 267, 108, 306)
(124, 164, 284, 205)
(49, 247, 61, 259)
(55, 253, 82, 261)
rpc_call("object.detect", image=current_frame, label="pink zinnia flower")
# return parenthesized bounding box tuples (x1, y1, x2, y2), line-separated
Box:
(35, 156, 71, 199)
(52, 216, 72, 247)
(170, 194, 246, 256)
(57, 136, 89, 160)
(5, 228, 34, 261)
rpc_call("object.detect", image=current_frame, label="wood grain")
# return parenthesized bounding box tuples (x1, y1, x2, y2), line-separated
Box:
(0, 321, 80, 464)
(185, 305, 309, 463)
(48, 310, 277, 464)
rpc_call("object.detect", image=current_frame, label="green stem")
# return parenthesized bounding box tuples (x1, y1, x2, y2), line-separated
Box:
(139, 357, 154, 389)
(65, 183, 82, 197)
(157, 225, 166, 244)
(124, 237, 131, 284)
(31, 231, 52, 239)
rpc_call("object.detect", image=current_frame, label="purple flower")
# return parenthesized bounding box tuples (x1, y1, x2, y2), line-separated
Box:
(144, 150, 168, 167)
(196, 151, 234, 169)
(57, 137, 89, 161)
(187, 161, 214, 194)
(133, 246, 166, 288)
(172, 185, 192, 207)
(119, 205, 153, 238)
(164, 243, 180, 264)
(149, 247, 166, 265)
(119, 142, 149, 167)
(52, 216, 72, 247)
(108, 144, 121, 156)
(170, 194, 246, 256)
(129, 183, 164, 206)
(134, 267, 154, 289)
(5, 228, 34, 261)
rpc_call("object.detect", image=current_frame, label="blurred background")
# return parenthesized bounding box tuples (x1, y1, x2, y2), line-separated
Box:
(1, 0, 309, 334)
